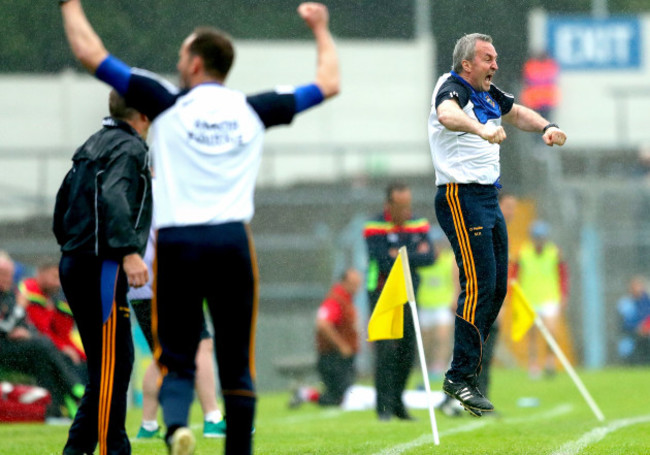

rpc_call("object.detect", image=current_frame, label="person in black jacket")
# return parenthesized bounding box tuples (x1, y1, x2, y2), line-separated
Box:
(363, 182, 434, 421)
(53, 90, 152, 455)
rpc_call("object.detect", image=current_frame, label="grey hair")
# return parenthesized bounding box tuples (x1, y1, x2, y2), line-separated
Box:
(452, 33, 493, 73)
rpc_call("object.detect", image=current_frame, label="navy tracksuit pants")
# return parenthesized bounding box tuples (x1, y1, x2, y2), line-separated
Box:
(154, 222, 257, 455)
(60, 256, 133, 455)
(435, 183, 508, 382)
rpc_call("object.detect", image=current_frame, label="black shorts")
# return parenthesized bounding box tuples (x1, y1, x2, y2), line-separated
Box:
(130, 298, 211, 352)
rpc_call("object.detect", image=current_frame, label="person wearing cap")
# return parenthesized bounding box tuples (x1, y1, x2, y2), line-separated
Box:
(512, 220, 569, 378)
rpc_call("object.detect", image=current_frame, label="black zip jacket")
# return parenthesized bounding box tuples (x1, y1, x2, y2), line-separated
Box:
(53, 117, 152, 260)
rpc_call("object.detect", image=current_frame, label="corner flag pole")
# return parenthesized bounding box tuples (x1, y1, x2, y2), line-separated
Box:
(532, 315, 605, 422)
(398, 247, 440, 445)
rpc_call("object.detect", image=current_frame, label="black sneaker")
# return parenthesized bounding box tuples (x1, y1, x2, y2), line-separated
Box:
(443, 377, 494, 416)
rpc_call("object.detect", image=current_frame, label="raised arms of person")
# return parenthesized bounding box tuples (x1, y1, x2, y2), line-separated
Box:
(503, 103, 567, 146)
(298, 2, 340, 99)
(59, 0, 109, 73)
(437, 98, 506, 144)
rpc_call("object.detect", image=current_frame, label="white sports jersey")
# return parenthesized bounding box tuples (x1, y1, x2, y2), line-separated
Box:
(117, 69, 297, 229)
(151, 84, 265, 228)
(428, 72, 513, 186)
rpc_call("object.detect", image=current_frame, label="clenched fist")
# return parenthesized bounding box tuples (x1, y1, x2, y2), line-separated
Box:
(298, 2, 329, 30)
(542, 127, 567, 147)
(480, 124, 507, 144)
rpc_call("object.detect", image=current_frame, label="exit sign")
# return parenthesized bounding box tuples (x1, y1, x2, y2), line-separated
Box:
(547, 16, 641, 70)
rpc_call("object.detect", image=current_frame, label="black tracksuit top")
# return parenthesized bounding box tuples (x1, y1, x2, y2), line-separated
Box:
(53, 117, 152, 261)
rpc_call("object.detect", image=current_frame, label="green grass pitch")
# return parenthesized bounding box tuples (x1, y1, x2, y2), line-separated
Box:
(1, 367, 649, 454)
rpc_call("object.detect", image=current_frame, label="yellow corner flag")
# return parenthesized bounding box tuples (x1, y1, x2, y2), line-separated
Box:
(510, 281, 537, 342)
(367, 251, 411, 341)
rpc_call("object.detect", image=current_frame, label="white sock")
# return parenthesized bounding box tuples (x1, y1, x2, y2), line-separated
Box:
(142, 420, 159, 432)
(204, 410, 223, 423)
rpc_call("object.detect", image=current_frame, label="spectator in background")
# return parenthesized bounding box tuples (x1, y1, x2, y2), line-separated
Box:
(314, 268, 361, 405)
(512, 220, 569, 378)
(521, 51, 560, 122)
(17, 258, 87, 380)
(0, 251, 84, 422)
(364, 182, 434, 421)
(290, 268, 362, 408)
(11, 260, 32, 286)
(617, 275, 650, 365)
(416, 228, 458, 380)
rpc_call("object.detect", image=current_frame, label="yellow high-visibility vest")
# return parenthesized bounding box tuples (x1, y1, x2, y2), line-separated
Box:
(517, 241, 561, 308)
(417, 249, 456, 309)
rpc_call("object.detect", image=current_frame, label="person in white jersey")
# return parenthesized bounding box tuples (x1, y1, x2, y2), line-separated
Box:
(58, 1, 340, 454)
(428, 33, 566, 418)
(127, 217, 226, 440)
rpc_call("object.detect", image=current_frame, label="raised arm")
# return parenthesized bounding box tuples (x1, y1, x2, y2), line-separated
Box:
(503, 103, 567, 146)
(437, 99, 506, 144)
(298, 2, 340, 99)
(59, 0, 109, 73)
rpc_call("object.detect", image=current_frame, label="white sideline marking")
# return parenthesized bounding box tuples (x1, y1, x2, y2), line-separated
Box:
(369, 404, 573, 455)
(371, 421, 489, 455)
(550, 414, 650, 455)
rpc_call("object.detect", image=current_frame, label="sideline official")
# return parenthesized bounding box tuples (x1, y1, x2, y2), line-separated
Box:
(364, 182, 434, 421)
